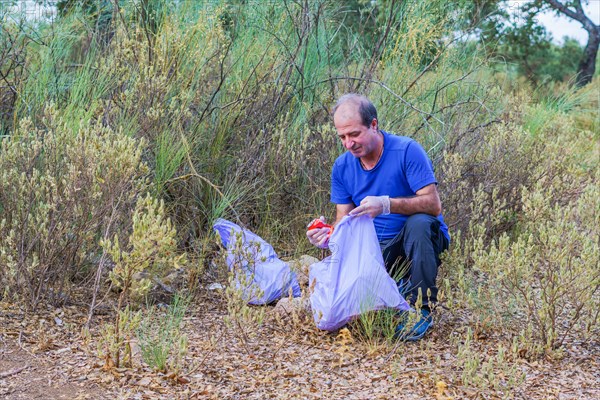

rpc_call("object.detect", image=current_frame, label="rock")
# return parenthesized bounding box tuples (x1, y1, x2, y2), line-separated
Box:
(132, 268, 189, 305)
(162, 268, 187, 288)
(288, 255, 319, 287)
(136, 376, 152, 387)
(272, 296, 311, 318)
(132, 271, 152, 281)
(129, 338, 143, 366)
(207, 283, 225, 291)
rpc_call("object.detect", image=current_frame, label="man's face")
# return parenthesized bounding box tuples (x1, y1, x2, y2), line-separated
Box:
(333, 103, 378, 158)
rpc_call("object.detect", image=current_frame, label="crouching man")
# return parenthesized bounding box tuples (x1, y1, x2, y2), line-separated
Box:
(307, 93, 450, 340)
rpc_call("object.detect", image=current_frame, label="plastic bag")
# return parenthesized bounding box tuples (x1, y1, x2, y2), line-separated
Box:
(213, 218, 301, 305)
(309, 215, 410, 331)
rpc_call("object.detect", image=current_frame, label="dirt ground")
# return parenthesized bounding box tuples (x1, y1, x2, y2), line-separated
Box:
(1, 297, 599, 399)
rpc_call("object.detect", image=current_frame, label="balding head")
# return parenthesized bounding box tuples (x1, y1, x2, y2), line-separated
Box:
(332, 94, 378, 129)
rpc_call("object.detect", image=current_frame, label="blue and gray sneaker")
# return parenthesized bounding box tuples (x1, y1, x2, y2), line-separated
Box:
(394, 309, 433, 341)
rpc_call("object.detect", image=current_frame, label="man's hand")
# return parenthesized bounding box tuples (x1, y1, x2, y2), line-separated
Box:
(349, 195, 390, 218)
(306, 216, 332, 249)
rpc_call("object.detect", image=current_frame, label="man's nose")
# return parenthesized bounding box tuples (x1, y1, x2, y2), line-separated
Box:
(344, 140, 354, 150)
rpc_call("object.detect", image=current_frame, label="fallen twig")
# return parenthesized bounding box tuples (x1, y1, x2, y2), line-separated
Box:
(0, 365, 29, 379)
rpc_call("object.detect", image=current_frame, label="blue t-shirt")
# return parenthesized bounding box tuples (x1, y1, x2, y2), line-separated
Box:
(330, 131, 450, 242)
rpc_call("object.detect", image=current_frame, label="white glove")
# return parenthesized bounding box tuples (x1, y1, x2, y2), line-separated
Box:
(306, 216, 332, 249)
(349, 195, 390, 218)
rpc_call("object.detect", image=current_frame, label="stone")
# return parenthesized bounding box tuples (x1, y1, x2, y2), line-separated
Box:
(288, 255, 319, 287)
(207, 283, 225, 291)
(131, 268, 188, 305)
(272, 296, 311, 318)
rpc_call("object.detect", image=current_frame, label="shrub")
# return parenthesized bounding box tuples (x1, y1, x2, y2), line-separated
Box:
(441, 95, 599, 355)
(0, 109, 148, 308)
(475, 178, 599, 352)
(102, 194, 186, 305)
(220, 232, 266, 349)
(454, 328, 524, 392)
(97, 305, 141, 369)
(99, 194, 187, 369)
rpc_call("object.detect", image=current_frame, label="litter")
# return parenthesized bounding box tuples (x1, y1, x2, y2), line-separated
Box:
(309, 215, 410, 331)
(213, 218, 301, 305)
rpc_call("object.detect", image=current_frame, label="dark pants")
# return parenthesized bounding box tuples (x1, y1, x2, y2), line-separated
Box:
(380, 214, 449, 309)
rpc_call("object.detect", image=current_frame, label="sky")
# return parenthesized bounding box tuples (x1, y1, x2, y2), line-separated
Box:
(506, 0, 600, 45)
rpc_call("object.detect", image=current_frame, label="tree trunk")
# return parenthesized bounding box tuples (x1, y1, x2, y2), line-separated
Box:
(544, 0, 600, 87)
(576, 28, 600, 87)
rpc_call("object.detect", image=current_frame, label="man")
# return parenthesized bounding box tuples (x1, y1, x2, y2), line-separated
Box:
(306, 93, 450, 340)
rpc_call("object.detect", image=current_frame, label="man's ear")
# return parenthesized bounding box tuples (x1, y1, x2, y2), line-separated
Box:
(371, 118, 378, 130)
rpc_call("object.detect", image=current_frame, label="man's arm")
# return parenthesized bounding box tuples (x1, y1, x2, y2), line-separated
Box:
(350, 183, 442, 218)
(335, 203, 355, 225)
(389, 183, 441, 216)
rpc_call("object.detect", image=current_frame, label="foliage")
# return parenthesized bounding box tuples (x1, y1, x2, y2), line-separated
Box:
(442, 89, 599, 356)
(97, 305, 141, 369)
(496, 18, 584, 84)
(0, 0, 597, 368)
(0, 108, 148, 308)
(221, 232, 266, 352)
(99, 194, 186, 369)
(1, 0, 501, 256)
(136, 294, 190, 373)
(103, 194, 186, 304)
(472, 0, 598, 86)
(349, 258, 412, 348)
(453, 328, 525, 392)
(351, 308, 400, 350)
(0, 18, 29, 135)
(483, 179, 598, 351)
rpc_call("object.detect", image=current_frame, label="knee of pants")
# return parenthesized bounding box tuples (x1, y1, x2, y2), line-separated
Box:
(403, 213, 439, 240)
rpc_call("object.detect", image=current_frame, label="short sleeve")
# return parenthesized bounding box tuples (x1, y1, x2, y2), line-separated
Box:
(330, 159, 353, 204)
(405, 141, 437, 193)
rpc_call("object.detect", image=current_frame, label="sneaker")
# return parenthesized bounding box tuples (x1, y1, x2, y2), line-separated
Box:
(394, 309, 433, 341)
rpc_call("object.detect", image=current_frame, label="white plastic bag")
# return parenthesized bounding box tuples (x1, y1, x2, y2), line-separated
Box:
(309, 215, 410, 331)
(213, 218, 301, 305)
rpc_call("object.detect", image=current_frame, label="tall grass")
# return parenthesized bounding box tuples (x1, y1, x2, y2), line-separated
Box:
(2, 0, 497, 250)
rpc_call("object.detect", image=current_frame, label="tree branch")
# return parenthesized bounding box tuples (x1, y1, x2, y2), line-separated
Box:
(545, 0, 599, 33)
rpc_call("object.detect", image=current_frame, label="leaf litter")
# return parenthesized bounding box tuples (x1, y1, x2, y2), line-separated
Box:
(1, 298, 599, 399)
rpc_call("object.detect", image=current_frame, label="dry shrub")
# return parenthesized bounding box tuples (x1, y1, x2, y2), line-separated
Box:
(98, 194, 188, 370)
(486, 178, 598, 351)
(453, 328, 524, 393)
(98, 12, 227, 145)
(0, 108, 148, 308)
(220, 233, 267, 343)
(439, 92, 589, 242)
(441, 94, 599, 355)
(0, 22, 27, 131)
(102, 194, 186, 304)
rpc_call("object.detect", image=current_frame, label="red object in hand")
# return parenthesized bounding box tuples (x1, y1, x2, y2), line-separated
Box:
(307, 219, 334, 236)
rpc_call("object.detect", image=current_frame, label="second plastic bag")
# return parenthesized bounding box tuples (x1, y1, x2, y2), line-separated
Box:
(309, 215, 410, 331)
(213, 218, 301, 305)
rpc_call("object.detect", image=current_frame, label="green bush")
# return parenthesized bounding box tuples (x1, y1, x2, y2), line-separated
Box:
(221, 232, 266, 347)
(4, 0, 502, 255)
(475, 177, 599, 352)
(97, 305, 141, 369)
(98, 194, 187, 370)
